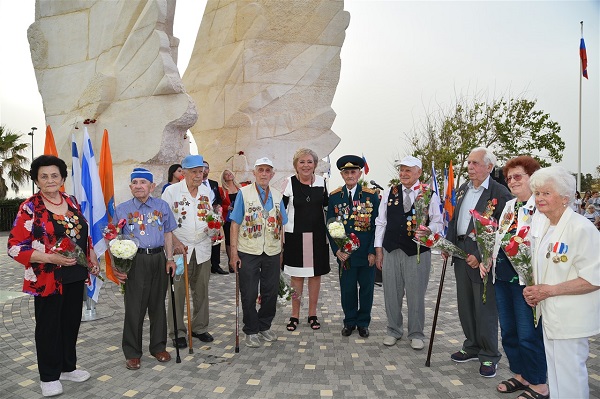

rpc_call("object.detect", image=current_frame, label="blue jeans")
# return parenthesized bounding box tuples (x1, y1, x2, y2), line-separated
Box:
(495, 280, 547, 384)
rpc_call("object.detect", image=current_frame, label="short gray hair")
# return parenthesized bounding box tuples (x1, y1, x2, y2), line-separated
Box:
(470, 147, 497, 167)
(529, 166, 576, 205)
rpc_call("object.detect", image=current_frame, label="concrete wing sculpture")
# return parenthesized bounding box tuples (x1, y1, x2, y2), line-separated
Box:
(183, 0, 349, 183)
(28, 0, 197, 201)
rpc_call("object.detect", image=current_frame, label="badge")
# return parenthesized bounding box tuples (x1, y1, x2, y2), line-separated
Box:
(560, 255, 568, 262)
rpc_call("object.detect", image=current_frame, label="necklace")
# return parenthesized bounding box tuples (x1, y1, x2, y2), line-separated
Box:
(297, 174, 314, 202)
(41, 192, 64, 206)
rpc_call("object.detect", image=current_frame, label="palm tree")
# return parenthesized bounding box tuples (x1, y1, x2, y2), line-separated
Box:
(0, 125, 30, 199)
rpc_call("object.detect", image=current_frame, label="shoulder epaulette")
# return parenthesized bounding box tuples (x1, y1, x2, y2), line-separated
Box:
(330, 186, 343, 195)
(362, 187, 376, 194)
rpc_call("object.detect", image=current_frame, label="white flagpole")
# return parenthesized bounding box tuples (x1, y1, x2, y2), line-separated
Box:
(577, 21, 583, 192)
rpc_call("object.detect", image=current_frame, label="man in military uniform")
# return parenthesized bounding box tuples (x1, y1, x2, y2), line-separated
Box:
(326, 155, 380, 338)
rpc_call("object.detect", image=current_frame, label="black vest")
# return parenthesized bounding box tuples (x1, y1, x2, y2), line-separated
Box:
(382, 187, 430, 256)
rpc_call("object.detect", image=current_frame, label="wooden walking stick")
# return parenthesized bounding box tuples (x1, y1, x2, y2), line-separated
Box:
(182, 249, 193, 354)
(235, 260, 240, 353)
(425, 256, 449, 367)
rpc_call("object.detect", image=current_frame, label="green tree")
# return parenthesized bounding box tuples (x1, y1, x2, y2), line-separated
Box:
(407, 95, 565, 189)
(0, 125, 30, 199)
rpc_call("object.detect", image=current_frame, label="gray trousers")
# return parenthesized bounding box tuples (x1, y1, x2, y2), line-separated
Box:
(238, 251, 280, 335)
(167, 252, 211, 338)
(454, 255, 501, 364)
(382, 248, 430, 340)
(122, 252, 168, 359)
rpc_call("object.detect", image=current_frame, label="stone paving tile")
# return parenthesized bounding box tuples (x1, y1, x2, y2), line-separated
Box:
(1, 232, 598, 398)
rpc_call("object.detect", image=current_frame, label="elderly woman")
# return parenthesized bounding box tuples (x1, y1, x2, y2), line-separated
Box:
(525, 166, 600, 399)
(7, 155, 99, 397)
(282, 148, 330, 331)
(220, 169, 242, 271)
(486, 156, 548, 398)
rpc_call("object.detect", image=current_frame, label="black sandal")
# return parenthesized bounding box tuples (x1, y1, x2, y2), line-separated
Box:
(286, 317, 299, 331)
(517, 387, 549, 399)
(308, 316, 321, 330)
(497, 378, 527, 393)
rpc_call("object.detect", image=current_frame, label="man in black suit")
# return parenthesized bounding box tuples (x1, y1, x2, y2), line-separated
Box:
(446, 147, 512, 378)
(203, 161, 227, 274)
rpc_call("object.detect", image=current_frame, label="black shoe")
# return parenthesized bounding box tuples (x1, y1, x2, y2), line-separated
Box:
(341, 326, 356, 337)
(212, 268, 228, 275)
(172, 337, 187, 348)
(358, 327, 369, 338)
(192, 331, 214, 342)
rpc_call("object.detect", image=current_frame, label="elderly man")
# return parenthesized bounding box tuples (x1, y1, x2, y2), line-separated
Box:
(375, 156, 443, 350)
(229, 157, 288, 348)
(162, 155, 215, 348)
(446, 147, 512, 378)
(113, 168, 177, 370)
(326, 155, 380, 338)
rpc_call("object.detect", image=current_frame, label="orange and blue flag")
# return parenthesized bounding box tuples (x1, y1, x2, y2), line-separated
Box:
(99, 129, 118, 284)
(43, 125, 64, 191)
(442, 161, 455, 236)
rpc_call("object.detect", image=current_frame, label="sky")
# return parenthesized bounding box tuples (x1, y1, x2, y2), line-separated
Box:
(1, 0, 599, 196)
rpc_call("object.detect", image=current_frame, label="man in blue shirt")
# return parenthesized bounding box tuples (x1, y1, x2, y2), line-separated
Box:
(229, 157, 288, 348)
(112, 168, 177, 371)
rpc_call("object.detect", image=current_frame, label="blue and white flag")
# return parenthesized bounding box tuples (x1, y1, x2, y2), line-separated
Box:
(79, 128, 109, 301)
(431, 161, 443, 215)
(71, 135, 86, 204)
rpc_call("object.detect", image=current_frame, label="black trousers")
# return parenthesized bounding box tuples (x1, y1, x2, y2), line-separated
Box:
(211, 243, 222, 271)
(34, 280, 85, 382)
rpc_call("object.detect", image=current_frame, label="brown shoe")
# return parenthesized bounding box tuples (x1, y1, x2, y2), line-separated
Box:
(152, 351, 171, 362)
(125, 358, 140, 370)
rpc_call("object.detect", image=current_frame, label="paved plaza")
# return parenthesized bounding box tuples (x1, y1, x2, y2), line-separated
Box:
(1, 232, 598, 398)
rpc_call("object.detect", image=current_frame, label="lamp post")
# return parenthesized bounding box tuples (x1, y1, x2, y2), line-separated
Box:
(28, 127, 37, 194)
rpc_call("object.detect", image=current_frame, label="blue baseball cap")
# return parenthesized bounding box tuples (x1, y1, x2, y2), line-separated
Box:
(181, 155, 205, 169)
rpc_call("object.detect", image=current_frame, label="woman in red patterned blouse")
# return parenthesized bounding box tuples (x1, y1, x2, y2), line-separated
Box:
(7, 155, 99, 397)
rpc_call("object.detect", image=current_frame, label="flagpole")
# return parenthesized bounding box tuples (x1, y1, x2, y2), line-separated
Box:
(577, 21, 583, 192)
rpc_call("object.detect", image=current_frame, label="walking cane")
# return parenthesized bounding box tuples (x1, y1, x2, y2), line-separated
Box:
(425, 256, 449, 367)
(235, 260, 240, 353)
(169, 270, 182, 363)
(182, 250, 193, 354)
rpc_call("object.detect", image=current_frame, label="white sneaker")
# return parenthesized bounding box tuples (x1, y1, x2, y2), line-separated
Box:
(245, 334, 261, 348)
(40, 380, 63, 397)
(383, 336, 398, 346)
(411, 338, 425, 350)
(258, 329, 277, 342)
(60, 369, 91, 382)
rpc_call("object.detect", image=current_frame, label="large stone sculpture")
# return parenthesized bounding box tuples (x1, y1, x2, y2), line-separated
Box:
(27, 0, 196, 201)
(183, 0, 349, 185)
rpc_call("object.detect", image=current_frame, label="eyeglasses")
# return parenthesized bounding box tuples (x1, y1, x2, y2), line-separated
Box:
(506, 173, 527, 183)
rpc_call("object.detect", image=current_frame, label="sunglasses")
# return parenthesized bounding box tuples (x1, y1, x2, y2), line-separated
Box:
(506, 173, 527, 183)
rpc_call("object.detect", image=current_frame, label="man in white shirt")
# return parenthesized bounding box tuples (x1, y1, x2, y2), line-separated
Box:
(375, 156, 443, 350)
(162, 155, 215, 348)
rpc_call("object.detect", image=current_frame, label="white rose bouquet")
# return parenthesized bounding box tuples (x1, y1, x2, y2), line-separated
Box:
(108, 235, 139, 293)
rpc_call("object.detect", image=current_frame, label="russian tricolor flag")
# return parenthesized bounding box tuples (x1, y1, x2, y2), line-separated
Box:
(580, 37, 588, 79)
(362, 154, 370, 175)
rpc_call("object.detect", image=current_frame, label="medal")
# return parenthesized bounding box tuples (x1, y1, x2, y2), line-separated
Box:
(552, 256, 560, 263)
(560, 254, 568, 262)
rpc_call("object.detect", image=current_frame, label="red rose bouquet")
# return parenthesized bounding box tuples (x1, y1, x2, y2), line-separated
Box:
(469, 209, 498, 303)
(414, 232, 468, 259)
(206, 211, 224, 245)
(50, 237, 103, 280)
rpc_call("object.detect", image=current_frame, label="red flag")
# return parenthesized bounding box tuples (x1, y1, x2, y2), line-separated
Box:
(43, 125, 65, 192)
(580, 38, 588, 79)
(99, 129, 118, 284)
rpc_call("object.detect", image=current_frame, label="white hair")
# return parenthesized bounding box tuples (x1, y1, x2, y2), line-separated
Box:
(470, 147, 497, 167)
(529, 166, 576, 205)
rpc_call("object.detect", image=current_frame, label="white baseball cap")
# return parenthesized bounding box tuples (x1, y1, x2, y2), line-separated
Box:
(394, 155, 422, 169)
(254, 157, 274, 168)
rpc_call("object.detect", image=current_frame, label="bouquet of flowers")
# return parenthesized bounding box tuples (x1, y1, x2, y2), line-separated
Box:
(205, 211, 224, 245)
(414, 232, 468, 259)
(327, 218, 360, 272)
(50, 237, 102, 280)
(277, 274, 300, 307)
(469, 209, 498, 303)
(103, 221, 139, 293)
(413, 183, 434, 263)
(503, 226, 537, 326)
